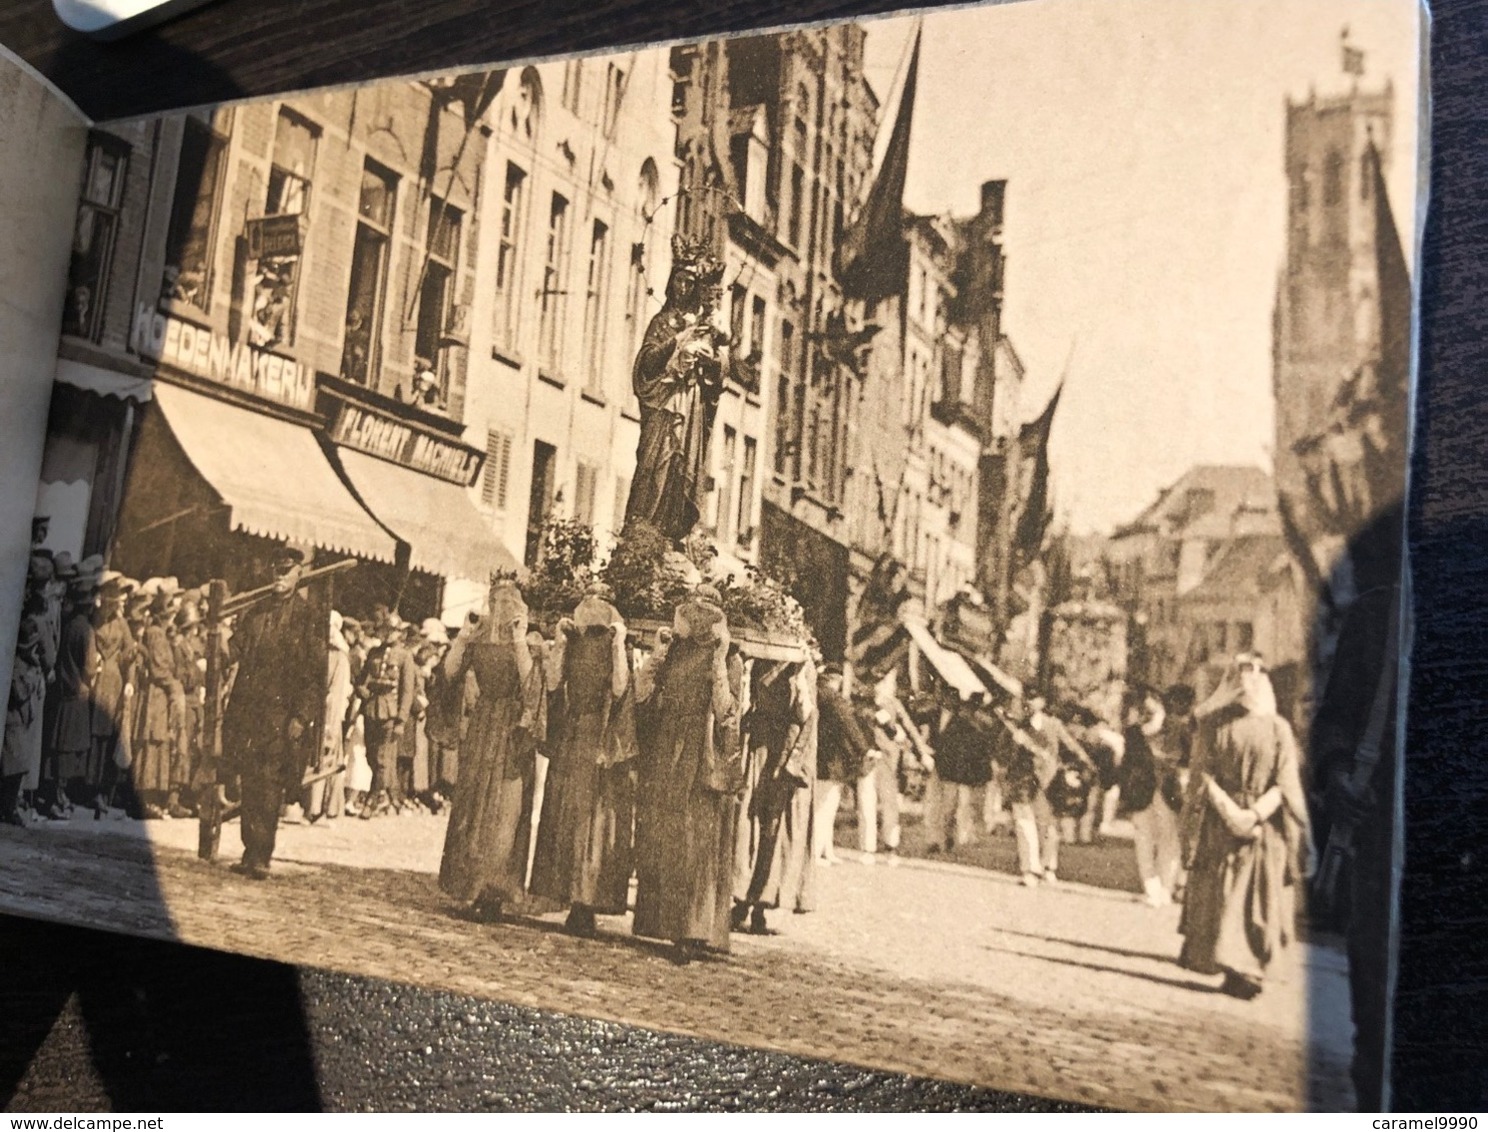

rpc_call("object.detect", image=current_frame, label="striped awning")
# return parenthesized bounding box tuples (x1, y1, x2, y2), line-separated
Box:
(902, 616, 987, 700)
(152, 381, 396, 562)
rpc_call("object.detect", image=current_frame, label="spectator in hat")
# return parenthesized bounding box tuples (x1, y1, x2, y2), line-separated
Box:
(23, 553, 61, 818)
(43, 567, 102, 816)
(355, 609, 418, 818)
(421, 625, 467, 812)
(168, 600, 206, 819)
(857, 689, 907, 864)
(338, 617, 372, 815)
(132, 589, 183, 819)
(3, 593, 49, 824)
(91, 575, 137, 815)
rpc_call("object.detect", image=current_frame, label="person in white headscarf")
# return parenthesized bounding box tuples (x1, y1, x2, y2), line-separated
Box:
(1178, 653, 1313, 999)
(438, 580, 546, 922)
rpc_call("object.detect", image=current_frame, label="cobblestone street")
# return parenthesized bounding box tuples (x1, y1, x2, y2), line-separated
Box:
(0, 813, 1353, 1111)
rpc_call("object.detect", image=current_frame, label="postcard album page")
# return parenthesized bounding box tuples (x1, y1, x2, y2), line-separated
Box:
(0, 0, 1424, 1112)
(0, 48, 88, 711)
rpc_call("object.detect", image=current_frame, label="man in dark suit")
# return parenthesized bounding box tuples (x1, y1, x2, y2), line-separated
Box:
(222, 541, 325, 879)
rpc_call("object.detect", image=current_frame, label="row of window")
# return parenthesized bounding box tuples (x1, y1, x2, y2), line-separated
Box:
(493, 156, 661, 402)
(518, 439, 633, 566)
(1291, 145, 1376, 247)
(714, 426, 759, 548)
(1191, 619, 1256, 662)
(69, 105, 469, 413)
(927, 447, 974, 520)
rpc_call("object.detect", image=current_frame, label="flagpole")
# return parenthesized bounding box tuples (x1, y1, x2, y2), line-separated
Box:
(992, 342, 1073, 651)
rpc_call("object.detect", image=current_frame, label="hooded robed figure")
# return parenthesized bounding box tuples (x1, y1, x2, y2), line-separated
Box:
(732, 655, 818, 933)
(633, 584, 743, 960)
(1179, 653, 1313, 998)
(438, 580, 546, 921)
(529, 586, 639, 936)
(623, 235, 733, 544)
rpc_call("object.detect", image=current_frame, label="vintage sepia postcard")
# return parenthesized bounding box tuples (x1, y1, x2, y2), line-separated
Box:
(0, 0, 1425, 1111)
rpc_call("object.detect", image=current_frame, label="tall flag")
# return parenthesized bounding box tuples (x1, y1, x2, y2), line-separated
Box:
(1012, 383, 1062, 567)
(835, 27, 920, 303)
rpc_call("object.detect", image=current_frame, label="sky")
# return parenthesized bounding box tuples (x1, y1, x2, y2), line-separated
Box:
(859, 0, 1423, 535)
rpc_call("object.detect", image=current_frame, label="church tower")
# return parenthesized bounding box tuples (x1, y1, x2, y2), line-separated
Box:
(1272, 38, 1394, 514)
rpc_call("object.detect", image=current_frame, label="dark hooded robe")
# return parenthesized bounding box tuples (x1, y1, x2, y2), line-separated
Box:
(221, 581, 326, 870)
(734, 658, 818, 916)
(1179, 676, 1312, 986)
(438, 585, 545, 908)
(529, 597, 639, 915)
(633, 596, 742, 950)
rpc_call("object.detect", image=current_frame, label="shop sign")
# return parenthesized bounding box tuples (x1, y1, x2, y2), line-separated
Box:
(131, 305, 315, 412)
(328, 399, 482, 486)
(245, 213, 307, 260)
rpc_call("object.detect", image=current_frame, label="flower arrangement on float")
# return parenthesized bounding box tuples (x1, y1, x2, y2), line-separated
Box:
(513, 517, 808, 661)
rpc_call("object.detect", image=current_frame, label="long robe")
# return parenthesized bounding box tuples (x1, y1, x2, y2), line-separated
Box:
(633, 636, 741, 949)
(530, 624, 638, 914)
(307, 644, 353, 819)
(131, 621, 179, 794)
(438, 640, 543, 905)
(172, 632, 205, 790)
(734, 663, 817, 914)
(48, 611, 99, 781)
(90, 612, 134, 756)
(1179, 707, 1311, 983)
(624, 306, 725, 542)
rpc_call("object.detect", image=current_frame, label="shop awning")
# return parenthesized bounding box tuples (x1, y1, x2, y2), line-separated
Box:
(55, 358, 154, 402)
(152, 382, 397, 562)
(902, 616, 988, 700)
(334, 447, 519, 582)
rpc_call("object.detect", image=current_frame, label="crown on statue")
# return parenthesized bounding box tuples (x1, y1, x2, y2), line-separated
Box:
(670, 234, 725, 286)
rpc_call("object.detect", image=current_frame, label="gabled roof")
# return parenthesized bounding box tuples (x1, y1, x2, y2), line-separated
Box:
(1113, 464, 1276, 541)
(1181, 534, 1288, 603)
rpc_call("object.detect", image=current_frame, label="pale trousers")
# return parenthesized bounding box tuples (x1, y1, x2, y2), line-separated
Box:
(1129, 800, 1181, 889)
(925, 775, 982, 847)
(856, 756, 901, 854)
(814, 780, 844, 859)
(1012, 795, 1059, 877)
(982, 768, 1008, 830)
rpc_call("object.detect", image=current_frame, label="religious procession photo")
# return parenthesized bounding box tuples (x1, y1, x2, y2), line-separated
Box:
(0, 0, 1422, 1112)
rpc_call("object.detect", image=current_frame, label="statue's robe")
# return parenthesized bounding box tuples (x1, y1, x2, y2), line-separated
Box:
(624, 307, 724, 542)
